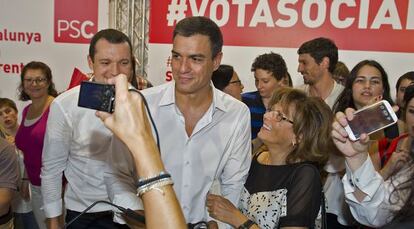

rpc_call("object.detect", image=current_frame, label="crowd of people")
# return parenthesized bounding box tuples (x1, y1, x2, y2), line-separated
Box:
(0, 16, 413, 229)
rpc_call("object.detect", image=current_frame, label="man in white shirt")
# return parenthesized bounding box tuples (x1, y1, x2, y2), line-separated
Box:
(41, 29, 137, 229)
(105, 16, 251, 227)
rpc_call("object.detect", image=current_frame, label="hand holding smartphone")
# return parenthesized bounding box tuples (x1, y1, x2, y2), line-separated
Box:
(344, 100, 397, 141)
(78, 81, 115, 113)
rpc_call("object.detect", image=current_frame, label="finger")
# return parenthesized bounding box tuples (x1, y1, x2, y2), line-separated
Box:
(95, 110, 111, 121)
(332, 121, 349, 138)
(113, 74, 129, 102)
(392, 105, 399, 113)
(335, 112, 349, 127)
(359, 133, 370, 144)
(331, 129, 348, 143)
(344, 108, 356, 121)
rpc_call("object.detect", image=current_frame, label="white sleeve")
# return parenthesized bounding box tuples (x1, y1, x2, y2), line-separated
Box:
(219, 107, 251, 207)
(342, 156, 405, 227)
(104, 137, 143, 224)
(41, 101, 70, 218)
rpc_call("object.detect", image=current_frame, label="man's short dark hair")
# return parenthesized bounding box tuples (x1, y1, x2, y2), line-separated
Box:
(173, 16, 223, 58)
(251, 52, 288, 81)
(88, 29, 137, 88)
(298, 37, 338, 73)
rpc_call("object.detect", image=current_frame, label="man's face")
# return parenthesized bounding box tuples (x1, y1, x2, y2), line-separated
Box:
(0, 106, 18, 131)
(171, 34, 222, 95)
(88, 39, 133, 84)
(297, 53, 325, 85)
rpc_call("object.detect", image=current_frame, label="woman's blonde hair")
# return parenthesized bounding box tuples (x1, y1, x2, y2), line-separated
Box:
(267, 87, 334, 167)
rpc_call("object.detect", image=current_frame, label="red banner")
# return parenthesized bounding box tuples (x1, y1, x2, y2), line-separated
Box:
(150, 0, 414, 53)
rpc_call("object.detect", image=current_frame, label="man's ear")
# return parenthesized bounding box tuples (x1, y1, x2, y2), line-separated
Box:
(321, 56, 330, 71)
(212, 52, 223, 71)
(87, 55, 94, 71)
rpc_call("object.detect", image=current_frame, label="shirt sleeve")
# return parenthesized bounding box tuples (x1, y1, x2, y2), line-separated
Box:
(342, 156, 405, 227)
(104, 137, 143, 224)
(279, 165, 322, 227)
(0, 139, 19, 190)
(41, 101, 71, 218)
(219, 106, 252, 208)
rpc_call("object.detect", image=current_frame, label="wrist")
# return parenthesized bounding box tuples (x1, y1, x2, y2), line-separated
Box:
(231, 211, 249, 228)
(345, 152, 368, 172)
(237, 219, 256, 229)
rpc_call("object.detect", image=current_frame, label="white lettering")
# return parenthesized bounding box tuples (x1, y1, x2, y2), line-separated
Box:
(371, 0, 402, 29)
(69, 20, 81, 38)
(330, 0, 356, 29)
(358, 0, 369, 28)
(81, 21, 94, 39)
(189, 0, 208, 16)
(302, 0, 326, 28)
(249, 0, 273, 27)
(408, 0, 414, 29)
(210, 0, 230, 26)
(233, 0, 252, 27)
(276, 0, 298, 28)
(57, 20, 69, 37)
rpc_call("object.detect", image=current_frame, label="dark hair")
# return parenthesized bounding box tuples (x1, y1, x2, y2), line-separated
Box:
(173, 16, 223, 58)
(333, 61, 350, 84)
(18, 61, 58, 101)
(267, 88, 332, 167)
(401, 84, 414, 121)
(396, 71, 414, 91)
(333, 60, 393, 113)
(89, 29, 138, 88)
(297, 37, 338, 73)
(0, 98, 17, 112)
(211, 65, 234, 91)
(251, 52, 288, 81)
(286, 72, 293, 87)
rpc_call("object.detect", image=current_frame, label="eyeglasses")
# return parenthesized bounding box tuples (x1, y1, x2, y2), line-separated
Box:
(229, 80, 242, 86)
(266, 109, 294, 124)
(23, 78, 47, 85)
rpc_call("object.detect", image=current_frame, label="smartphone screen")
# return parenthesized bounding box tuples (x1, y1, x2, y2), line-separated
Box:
(347, 101, 396, 140)
(78, 81, 115, 113)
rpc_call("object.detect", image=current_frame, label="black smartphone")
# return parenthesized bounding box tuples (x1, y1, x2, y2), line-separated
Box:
(78, 81, 115, 113)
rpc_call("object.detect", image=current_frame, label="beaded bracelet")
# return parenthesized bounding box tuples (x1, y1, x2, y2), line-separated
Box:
(137, 177, 174, 197)
(137, 171, 171, 188)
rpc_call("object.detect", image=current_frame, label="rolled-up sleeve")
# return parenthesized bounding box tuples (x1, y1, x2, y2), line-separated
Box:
(41, 101, 71, 218)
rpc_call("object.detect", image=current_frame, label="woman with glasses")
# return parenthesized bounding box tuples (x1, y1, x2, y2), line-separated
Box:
(211, 64, 244, 101)
(15, 61, 58, 229)
(207, 87, 333, 229)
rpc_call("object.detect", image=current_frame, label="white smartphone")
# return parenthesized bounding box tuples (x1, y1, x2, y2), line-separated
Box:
(344, 100, 398, 141)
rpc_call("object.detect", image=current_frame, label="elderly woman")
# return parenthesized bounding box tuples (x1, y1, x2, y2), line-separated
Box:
(207, 87, 333, 229)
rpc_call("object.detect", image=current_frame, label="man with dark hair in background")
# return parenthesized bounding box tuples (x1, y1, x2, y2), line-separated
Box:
(41, 29, 136, 229)
(297, 37, 344, 108)
(106, 16, 251, 228)
(297, 37, 354, 228)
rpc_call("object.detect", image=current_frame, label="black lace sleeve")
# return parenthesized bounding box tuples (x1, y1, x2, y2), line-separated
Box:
(279, 164, 322, 228)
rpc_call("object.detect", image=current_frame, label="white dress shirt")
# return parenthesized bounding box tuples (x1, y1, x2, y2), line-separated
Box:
(105, 81, 252, 224)
(41, 86, 129, 218)
(342, 156, 410, 227)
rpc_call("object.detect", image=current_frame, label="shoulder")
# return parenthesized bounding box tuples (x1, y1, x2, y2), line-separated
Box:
(141, 82, 171, 97)
(242, 91, 260, 101)
(53, 86, 80, 106)
(291, 163, 320, 183)
(0, 138, 14, 158)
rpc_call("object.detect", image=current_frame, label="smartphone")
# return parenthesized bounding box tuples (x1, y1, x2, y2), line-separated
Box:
(78, 81, 115, 113)
(344, 100, 397, 141)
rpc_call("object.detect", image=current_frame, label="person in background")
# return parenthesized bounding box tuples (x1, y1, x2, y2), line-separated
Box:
(207, 88, 333, 229)
(0, 98, 39, 229)
(14, 61, 58, 229)
(331, 85, 414, 227)
(333, 60, 398, 140)
(211, 64, 244, 100)
(395, 72, 414, 133)
(242, 52, 290, 140)
(333, 61, 350, 86)
(41, 29, 138, 229)
(0, 137, 19, 229)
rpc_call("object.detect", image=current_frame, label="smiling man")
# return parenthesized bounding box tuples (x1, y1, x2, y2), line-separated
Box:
(107, 16, 251, 227)
(41, 29, 137, 229)
(297, 37, 344, 109)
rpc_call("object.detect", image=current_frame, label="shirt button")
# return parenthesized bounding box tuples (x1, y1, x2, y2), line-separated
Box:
(356, 178, 359, 182)
(185, 161, 190, 165)
(349, 179, 354, 187)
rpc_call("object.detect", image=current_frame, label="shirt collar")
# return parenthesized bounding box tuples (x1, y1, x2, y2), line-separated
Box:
(158, 81, 228, 113)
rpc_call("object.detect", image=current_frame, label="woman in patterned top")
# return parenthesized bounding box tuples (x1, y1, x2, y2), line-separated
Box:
(207, 87, 334, 229)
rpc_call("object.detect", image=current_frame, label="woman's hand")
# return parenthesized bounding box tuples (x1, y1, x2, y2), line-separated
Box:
(19, 180, 30, 201)
(381, 148, 411, 180)
(206, 194, 247, 228)
(332, 108, 370, 171)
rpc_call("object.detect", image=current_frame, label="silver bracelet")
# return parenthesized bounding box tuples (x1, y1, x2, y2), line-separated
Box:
(137, 177, 174, 197)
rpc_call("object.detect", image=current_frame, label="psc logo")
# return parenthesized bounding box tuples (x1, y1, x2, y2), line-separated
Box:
(54, 0, 98, 43)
